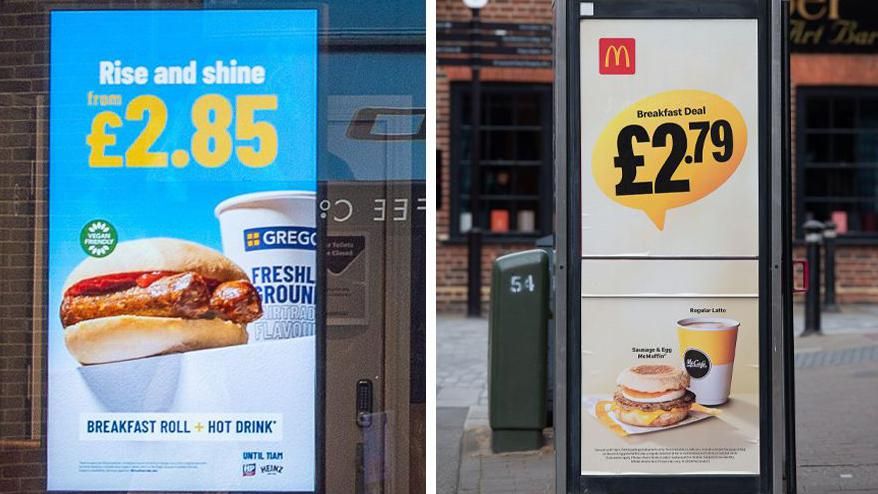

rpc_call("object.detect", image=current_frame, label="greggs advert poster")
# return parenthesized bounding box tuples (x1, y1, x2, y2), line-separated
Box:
(48, 10, 317, 492)
(579, 19, 761, 475)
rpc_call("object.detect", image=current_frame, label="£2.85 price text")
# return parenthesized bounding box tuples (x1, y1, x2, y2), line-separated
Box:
(86, 94, 278, 169)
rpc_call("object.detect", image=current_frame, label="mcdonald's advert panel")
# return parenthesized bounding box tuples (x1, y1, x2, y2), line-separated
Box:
(579, 296, 760, 476)
(580, 19, 759, 257)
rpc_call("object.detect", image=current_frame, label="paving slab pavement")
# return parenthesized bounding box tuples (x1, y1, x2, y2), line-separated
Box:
(437, 316, 554, 493)
(794, 303, 878, 336)
(456, 426, 554, 494)
(794, 331, 878, 494)
(438, 407, 468, 494)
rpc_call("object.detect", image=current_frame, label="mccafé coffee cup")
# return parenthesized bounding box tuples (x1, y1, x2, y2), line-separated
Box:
(677, 317, 740, 406)
(215, 191, 316, 343)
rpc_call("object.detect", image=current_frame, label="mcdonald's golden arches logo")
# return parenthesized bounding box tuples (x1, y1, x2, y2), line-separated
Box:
(599, 38, 635, 75)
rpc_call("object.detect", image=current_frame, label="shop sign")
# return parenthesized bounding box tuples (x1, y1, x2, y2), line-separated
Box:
(790, 0, 878, 53)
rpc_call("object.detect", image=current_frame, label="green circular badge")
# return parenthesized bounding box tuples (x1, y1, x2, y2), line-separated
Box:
(80, 219, 118, 258)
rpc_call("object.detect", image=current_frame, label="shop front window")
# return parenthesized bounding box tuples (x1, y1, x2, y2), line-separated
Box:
(0, 2, 424, 493)
(449, 82, 552, 240)
(798, 87, 878, 238)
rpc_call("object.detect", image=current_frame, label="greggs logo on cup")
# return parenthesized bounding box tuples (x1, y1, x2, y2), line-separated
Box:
(244, 226, 317, 252)
(677, 317, 740, 406)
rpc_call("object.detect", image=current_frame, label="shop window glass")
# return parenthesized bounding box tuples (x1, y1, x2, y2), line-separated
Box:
(450, 82, 552, 239)
(799, 88, 878, 237)
(0, 1, 424, 493)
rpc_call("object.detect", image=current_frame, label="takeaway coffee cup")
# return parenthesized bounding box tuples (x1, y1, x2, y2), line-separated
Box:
(215, 191, 316, 343)
(677, 317, 740, 406)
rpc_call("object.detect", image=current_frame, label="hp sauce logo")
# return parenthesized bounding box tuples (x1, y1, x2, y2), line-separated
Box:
(244, 226, 317, 252)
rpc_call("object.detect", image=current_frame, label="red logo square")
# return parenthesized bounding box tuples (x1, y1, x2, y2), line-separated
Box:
(599, 38, 635, 75)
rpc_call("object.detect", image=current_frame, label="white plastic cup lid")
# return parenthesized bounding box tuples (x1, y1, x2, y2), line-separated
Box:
(214, 190, 316, 218)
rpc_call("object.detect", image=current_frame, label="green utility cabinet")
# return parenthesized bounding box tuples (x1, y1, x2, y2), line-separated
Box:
(489, 249, 550, 452)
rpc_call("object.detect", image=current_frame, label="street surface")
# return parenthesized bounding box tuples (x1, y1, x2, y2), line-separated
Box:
(437, 317, 553, 493)
(793, 305, 878, 493)
(438, 306, 878, 493)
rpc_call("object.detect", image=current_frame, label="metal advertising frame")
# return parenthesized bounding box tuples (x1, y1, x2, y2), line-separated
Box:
(553, 1, 794, 493)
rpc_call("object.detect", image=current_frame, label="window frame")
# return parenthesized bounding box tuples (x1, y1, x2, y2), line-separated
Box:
(448, 81, 553, 243)
(796, 85, 878, 242)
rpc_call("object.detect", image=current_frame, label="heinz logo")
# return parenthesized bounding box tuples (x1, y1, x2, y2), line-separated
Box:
(599, 38, 635, 75)
(244, 226, 317, 252)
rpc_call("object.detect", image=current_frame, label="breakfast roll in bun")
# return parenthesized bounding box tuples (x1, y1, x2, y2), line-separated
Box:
(60, 238, 262, 365)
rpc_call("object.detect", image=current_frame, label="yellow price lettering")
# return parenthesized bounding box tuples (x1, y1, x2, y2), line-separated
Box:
(125, 95, 168, 167)
(86, 93, 278, 169)
(236, 95, 278, 168)
(191, 94, 233, 168)
(86, 111, 123, 167)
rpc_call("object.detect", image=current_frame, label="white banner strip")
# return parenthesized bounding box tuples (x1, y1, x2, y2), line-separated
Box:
(79, 413, 283, 442)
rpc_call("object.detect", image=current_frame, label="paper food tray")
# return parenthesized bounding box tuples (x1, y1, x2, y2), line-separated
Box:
(583, 394, 719, 436)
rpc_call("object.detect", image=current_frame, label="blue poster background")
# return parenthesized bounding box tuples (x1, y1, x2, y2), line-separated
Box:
(49, 8, 316, 367)
(48, 10, 317, 491)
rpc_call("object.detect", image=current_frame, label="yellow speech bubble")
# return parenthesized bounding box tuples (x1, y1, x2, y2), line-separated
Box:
(591, 89, 747, 230)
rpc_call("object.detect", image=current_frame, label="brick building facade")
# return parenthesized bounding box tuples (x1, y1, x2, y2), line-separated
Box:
(436, 0, 554, 312)
(789, 1, 878, 303)
(2, 2, 78, 490)
(437, 0, 878, 312)
(791, 53, 878, 303)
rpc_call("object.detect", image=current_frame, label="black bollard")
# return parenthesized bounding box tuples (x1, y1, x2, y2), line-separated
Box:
(823, 220, 839, 313)
(803, 220, 824, 336)
(467, 228, 483, 317)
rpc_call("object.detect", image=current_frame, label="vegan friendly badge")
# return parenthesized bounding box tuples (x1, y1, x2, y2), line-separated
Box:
(80, 219, 117, 258)
(592, 89, 747, 229)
